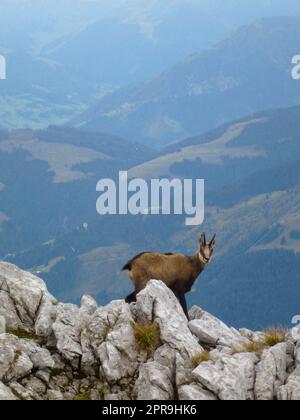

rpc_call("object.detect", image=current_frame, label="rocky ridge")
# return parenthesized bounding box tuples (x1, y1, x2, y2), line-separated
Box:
(0, 262, 300, 401)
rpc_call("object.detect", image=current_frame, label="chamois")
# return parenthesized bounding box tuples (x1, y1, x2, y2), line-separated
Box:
(122, 233, 216, 319)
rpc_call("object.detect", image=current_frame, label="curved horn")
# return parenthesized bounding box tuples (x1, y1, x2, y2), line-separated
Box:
(199, 233, 206, 246)
(209, 234, 216, 246)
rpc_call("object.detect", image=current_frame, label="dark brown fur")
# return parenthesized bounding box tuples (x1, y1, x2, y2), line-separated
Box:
(122, 233, 216, 319)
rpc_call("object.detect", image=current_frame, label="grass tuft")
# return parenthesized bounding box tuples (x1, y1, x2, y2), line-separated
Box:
(102, 323, 112, 342)
(98, 384, 110, 396)
(232, 327, 287, 355)
(263, 327, 287, 347)
(232, 340, 266, 355)
(131, 322, 161, 354)
(191, 351, 212, 367)
(73, 392, 91, 401)
(11, 387, 25, 401)
(6, 327, 41, 342)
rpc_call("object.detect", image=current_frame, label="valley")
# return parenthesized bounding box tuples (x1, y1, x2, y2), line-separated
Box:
(1, 105, 300, 329)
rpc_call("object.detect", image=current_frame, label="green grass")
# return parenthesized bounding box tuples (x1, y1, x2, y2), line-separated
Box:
(102, 323, 112, 342)
(97, 385, 110, 396)
(131, 322, 161, 354)
(73, 392, 91, 401)
(29, 256, 65, 274)
(6, 327, 41, 342)
(0, 95, 85, 131)
(10, 388, 25, 401)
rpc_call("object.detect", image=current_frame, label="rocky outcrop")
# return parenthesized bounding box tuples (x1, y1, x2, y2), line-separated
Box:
(0, 261, 299, 400)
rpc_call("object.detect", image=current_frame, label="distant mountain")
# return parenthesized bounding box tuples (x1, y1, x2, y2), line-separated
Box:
(0, 126, 155, 256)
(3, 3, 300, 130)
(3, 105, 300, 329)
(74, 16, 300, 147)
(3, 0, 300, 53)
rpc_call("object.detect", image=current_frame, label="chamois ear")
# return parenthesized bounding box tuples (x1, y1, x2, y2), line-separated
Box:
(199, 233, 206, 247)
(209, 234, 216, 248)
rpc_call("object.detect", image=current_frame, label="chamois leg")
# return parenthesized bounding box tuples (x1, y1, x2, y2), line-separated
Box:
(179, 294, 189, 321)
(125, 291, 137, 304)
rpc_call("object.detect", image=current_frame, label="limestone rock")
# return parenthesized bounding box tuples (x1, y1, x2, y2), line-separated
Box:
(189, 311, 249, 349)
(0, 381, 17, 400)
(178, 383, 217, 400)
(136, 280, 203, 359)
(278, 368, 300, 400)
(255, 343, 287, 400)
(193, 353, 258, 400)
(52, 303, 82, 365)
(91, 300, 142, 383)
(0, 262, 56, 334)
(135, 361, 174, 400)
(0, 262, 298, 401)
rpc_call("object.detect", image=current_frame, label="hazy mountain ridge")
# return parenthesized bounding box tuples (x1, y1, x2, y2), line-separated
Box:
(75, 16, 300, 147)
(2, 4, 300, 131)
(0, 126, 155, 257)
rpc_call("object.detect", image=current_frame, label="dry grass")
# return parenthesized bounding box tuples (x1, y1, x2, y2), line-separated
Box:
(263, 327, 287, 347)
(232, 340, 266, 355)
(131, 322, 161, 354)
(102, 323, 112, 342)
(191, 351, 212, 367)
(232, 327, 288, 355)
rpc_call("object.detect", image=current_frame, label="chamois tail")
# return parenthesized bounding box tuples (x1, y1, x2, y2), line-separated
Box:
(122, 262, 131, 271)
(122, 252, 149, 272)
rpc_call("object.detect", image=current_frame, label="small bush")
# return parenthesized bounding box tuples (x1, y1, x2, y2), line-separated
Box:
(192, 351, 212, 367)
(131, 322, 161, 354)
(263, 327, 287, 347)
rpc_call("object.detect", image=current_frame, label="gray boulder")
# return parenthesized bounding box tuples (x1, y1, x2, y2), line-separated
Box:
(193, 353, 258, 400)
(0, 381, 17, 400)
(0, 262, 298, 401)
(136, 280, 203, 359)
(255, 343, 287, 400)
(278, 368, 300, 400)
(189, 310, 249, 349)
(0, 262, 57, 335)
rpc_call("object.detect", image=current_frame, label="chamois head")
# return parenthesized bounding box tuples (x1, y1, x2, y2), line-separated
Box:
(199, 233, 216, 264)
